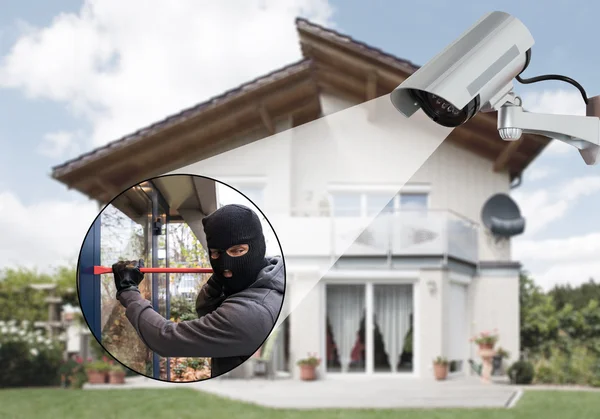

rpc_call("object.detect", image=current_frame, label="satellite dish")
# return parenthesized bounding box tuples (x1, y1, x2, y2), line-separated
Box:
(481, 193, 526, 238)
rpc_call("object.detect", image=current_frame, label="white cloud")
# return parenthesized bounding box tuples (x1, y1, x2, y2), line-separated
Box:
(512, 175, 600, 236)
(520, 89, 587, 155)
(514, 233, 600, 291)
(37, 130, 81, 158)
(526, 165, 554, 181)
(0, 0, 335, 148)
(0, 191, 98, 271)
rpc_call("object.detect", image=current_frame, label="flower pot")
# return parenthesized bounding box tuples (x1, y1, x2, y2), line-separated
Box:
(478, 343, 494, 350)
(86, 370, 106, 384)
(433, 363, 448, 380)
(108, 370, 126, 384)
(299, 365, 317, 381)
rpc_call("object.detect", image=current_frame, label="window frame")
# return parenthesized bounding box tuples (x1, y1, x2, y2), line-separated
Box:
(328, 184, 431, 217)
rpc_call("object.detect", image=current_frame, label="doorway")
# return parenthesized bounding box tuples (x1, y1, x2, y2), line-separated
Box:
(324, 282, 414, 375)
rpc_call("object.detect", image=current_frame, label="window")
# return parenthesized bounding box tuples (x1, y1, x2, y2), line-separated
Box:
(331, 192, 362, 217)
(366, 194, 395, 216)
(329, 187, 429, 217)
(217, 178, 266, 210)
(399, 193, 428, 210)
(237, 185, 265, 209)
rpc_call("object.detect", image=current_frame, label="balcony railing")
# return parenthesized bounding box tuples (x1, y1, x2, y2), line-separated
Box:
(270, 209, 479, 264)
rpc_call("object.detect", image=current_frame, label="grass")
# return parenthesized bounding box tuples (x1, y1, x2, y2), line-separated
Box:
(0, 388, 598, 419)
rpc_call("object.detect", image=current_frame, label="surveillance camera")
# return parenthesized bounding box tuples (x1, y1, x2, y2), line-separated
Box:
(390, 11, 534, 128)
(390, 11, 600, 165)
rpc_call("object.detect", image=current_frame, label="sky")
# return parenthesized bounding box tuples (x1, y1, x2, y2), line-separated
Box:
(0, 0, 598, 290)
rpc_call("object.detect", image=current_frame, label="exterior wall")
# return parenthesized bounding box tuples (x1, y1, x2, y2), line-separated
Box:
(288, 273, 325, 379)
(291, 92, 513, 261)
(174, 90, 520, 379)
(418, 268, 447, 379)
(172, 118, 293, 214)
(409, 143, 512, 261)
(468, 272, 521, 366)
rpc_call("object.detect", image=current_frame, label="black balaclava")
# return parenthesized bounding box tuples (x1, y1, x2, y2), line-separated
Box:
(202, 204, 268, 295)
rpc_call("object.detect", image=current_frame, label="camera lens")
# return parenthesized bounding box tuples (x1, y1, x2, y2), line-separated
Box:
(410, 90, 479, 127)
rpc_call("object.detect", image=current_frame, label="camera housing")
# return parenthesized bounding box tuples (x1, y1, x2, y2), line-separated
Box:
(390, 11, 534, 127)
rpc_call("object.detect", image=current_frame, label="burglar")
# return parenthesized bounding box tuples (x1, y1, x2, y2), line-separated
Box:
(112, 204, 285, 378)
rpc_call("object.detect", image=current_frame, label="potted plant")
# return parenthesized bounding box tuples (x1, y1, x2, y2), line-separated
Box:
(108, 363, 126, 384)
(471, 329, 499, 350)
(85, 360, 110, 384)
(433, 356, 449, 380)
(297, 353, 321, 381)
(492, 347, 510, 376)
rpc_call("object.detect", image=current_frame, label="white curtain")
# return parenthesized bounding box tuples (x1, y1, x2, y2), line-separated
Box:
(374, 284, 413, 372)
(327, 285, 365, 372)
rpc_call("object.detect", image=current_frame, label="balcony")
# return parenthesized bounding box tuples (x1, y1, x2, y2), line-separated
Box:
(270, 209, 479, 264)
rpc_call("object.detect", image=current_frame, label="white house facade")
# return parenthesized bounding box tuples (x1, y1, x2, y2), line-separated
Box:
(53, 19, 549, 381)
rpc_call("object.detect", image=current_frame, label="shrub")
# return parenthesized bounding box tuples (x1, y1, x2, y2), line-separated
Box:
(534, 362, 555, 384)
(170, 296, 196, 322)
(59, 356, 87, 389)
(433, 356, 449, 365)
(184, 358, 207, 370)
(297, 353, 321, 367)
(508, 360, 535, 384)
(0, 320, 63, 388)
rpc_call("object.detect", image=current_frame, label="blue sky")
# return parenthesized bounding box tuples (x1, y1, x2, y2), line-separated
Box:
(0, 0, 598, 289)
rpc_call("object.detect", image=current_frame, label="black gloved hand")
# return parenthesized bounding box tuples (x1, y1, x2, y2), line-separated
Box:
(112, 259, 145, 298)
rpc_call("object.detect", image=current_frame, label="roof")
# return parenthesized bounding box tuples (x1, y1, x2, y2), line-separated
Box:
(51, 18, 550, 203)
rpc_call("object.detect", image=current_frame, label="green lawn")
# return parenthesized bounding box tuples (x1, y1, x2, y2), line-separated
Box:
(0, 388, 598, 419)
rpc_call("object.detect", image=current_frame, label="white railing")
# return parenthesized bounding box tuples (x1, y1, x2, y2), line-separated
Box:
(269, 209, 479, 263)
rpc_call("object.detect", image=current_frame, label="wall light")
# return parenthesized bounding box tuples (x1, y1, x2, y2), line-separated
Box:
(427, 280, 438, 295)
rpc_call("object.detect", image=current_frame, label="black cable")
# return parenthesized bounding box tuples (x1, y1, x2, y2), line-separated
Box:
(516, 49, 589, 105)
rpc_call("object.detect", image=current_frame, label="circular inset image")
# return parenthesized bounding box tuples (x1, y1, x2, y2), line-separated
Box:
(76, 174, 286, 382)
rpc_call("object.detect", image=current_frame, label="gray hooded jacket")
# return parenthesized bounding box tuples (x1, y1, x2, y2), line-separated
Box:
(118, 256, 285, 377)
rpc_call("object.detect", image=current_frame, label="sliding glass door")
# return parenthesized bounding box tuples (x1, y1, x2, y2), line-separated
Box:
(325, 282, 414, 375)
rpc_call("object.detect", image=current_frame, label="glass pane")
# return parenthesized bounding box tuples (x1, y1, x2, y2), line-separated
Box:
(367, 193, 395, 216)
(372, 284, 413, 373)
(331, 193, 361, 217)
(166, 220, 212, 381)
(399, 193, 428, 210)
(236, 186, 264, 208)
(325, 284, 366, 373)
(100, 202, 153, 377)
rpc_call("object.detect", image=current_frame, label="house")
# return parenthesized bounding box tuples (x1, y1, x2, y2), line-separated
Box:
(53, 19, 549, 381)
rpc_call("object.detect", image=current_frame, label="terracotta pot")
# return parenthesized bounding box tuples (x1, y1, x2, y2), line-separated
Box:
(108, 370, 126, 384)
(433, 363, 448, 380)
(299, 364, 317, 381)
(479, 343, 494, 350)
(86, 370, 106, 384)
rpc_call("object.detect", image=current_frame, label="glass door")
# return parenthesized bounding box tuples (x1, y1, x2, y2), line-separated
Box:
(372, 284, 413, 373)
(99, 188, 154, 377)
(325, 282, 414, 375)
(94, 180, 172, 379)
(325, 284, 366, 373)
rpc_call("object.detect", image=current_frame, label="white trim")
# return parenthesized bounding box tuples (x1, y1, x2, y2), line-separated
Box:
(449, 273, 472, 285)
(328, 183, 431, 193)
(413, 281, 421, 378)
(215, 176, 267, 186)
(401, 184, 432, 194)
(365, 282, 374, 375)
(329, 183, 404, 193)
(323, 270, 419, 281)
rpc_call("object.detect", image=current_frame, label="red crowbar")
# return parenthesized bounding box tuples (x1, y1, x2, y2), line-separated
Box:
(93, 266, 213, 275)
